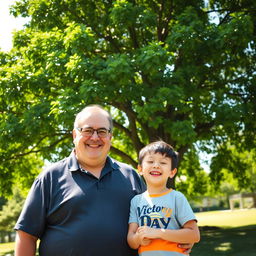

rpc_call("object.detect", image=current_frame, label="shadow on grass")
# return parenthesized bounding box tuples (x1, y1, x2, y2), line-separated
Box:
(0, 251, 13, 256)
(1, 226, 255, 256)
(192, 225, 256, 256)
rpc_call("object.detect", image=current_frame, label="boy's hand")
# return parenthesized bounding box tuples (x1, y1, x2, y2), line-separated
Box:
(137, 226, 157, 239)
(136, 226, 152, 246)
(140, 238, 152, 246)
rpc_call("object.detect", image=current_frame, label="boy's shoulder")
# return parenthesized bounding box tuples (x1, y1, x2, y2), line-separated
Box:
(171, 189, 183, 196)
(170, 189, 189, 200)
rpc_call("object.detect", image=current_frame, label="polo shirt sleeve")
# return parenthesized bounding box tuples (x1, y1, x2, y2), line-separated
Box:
(14, 176, 49, 238)
(174, 191, 197, 227)
(128, 196, 139, 224)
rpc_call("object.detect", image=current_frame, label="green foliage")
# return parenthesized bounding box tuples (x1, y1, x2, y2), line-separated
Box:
(0, 188, 25, 232)
(210, 146, 256, 192)
(0, 0, 256, 196)
(176, 146, 209, 198)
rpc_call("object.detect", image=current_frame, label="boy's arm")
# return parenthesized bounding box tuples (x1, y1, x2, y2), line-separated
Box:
(127, 222, 141, 249)
(127, 222, 152, 249)
(137, 220, 200, 244)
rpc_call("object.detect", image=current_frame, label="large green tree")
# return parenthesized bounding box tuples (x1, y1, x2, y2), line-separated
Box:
(0, 0, 255, 196)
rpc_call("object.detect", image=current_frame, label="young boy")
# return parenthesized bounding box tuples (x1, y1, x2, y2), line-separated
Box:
(127, 141, 200, 255)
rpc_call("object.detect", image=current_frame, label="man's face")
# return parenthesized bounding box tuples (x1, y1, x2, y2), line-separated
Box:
(73, 108, 112, 168)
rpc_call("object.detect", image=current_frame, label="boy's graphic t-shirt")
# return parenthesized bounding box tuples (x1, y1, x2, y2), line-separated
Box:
(129, 189, 196, 256)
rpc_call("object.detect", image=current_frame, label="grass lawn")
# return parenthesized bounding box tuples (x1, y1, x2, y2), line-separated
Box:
(0, 242, 14, 256)
(192, 208, 256, 256)
(192, 225, 256, 256)
(195, 208, 256, 228)
(1, 209, 256, 256)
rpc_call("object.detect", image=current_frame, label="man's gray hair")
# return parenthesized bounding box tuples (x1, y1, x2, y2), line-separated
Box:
(74, 104, 113, 131)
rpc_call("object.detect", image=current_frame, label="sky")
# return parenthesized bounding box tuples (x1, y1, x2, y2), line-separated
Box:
(0, 0, 29, 52)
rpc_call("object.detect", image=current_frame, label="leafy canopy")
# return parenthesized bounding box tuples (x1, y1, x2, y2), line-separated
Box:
(0, 0, 255, 197)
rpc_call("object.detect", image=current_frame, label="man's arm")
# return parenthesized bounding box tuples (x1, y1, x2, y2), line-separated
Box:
(15, 230, 38, 256)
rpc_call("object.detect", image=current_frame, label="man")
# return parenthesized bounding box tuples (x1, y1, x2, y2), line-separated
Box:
(14, 105, 192, 256)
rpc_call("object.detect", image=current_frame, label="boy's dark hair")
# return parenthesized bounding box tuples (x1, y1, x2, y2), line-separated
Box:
(138, 141, 179, 170)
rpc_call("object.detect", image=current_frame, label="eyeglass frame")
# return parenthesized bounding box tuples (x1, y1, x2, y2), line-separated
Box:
(75, 126, 111, 138)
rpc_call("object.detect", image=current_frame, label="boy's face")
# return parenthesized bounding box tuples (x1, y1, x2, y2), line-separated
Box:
(139, 153, 177, 188)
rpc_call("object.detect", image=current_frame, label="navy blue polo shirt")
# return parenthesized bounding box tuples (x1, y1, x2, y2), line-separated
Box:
(15, 151, 146, 256)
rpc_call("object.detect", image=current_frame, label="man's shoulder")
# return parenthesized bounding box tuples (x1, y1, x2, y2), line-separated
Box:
(109, 157, 146, 191)
(46, 157, 68, 171)
(109, 157, 136, 172)
(37, 154, 73, 179)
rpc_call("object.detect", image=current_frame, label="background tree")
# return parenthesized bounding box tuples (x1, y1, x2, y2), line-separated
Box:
(0, 188, 25, 241)
(211, 146, 256, 193)
(0, 0, 255, 197)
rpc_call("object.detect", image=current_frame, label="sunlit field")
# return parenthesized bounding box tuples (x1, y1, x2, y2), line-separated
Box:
(195, 208, 256, 227)
(0, 242, 14, 256)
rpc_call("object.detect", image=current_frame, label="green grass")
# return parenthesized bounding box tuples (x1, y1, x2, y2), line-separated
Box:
(192, 225, 256, 256)
(1, 209, 256, 256)
(195, 208, 256, 228)
(0, 242, 14, 256)
(192, 209, 256, 256)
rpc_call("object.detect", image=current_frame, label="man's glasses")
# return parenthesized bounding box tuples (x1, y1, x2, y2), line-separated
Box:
(76, 127, 111, 138)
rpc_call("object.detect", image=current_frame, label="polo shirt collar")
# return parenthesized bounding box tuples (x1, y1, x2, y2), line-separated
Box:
(67, 150, 118, 174)
(101, 157, 118, 177)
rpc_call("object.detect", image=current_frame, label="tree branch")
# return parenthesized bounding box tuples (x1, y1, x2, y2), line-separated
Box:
(5, 134, 70, 161)
(110, 145, 137, 168)
(111, 102, 144, 153)
(113, 120, 132, 137)
(157, 0, 164, 41)
(195, 121, 215, 136)
(205, 8, 256, 14)
(128, 26, 139, 49)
